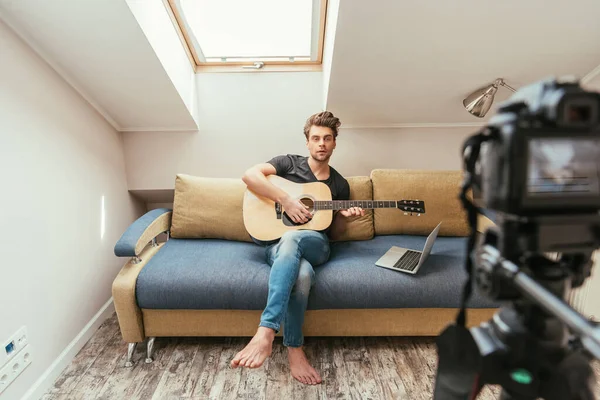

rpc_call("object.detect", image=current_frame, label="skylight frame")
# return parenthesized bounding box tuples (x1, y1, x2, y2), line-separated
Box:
(165, 0, 327, 71)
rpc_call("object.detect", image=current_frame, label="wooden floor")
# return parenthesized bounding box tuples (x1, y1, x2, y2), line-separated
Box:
(42, 313, 600, 400)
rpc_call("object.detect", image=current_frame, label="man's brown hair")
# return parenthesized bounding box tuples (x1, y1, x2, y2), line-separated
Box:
(303, 111, 341, 140)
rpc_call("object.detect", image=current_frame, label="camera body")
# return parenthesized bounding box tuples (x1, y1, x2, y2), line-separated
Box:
(475, 78, 600, 217)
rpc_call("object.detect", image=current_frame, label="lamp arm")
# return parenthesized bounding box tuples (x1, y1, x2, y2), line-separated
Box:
(497, 79, 517, 93)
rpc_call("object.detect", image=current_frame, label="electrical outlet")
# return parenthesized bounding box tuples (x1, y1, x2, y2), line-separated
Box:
(0, 327, 28, 369)
(0, 344, 33, 395)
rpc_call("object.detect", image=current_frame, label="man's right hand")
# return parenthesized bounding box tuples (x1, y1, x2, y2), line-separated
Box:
(281, 197, 312, 224)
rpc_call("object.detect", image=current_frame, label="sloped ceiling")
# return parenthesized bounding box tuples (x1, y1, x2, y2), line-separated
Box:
(2, 0, 600, 131)
(326, 0, 600, 127)
(0, 0, 197, 131)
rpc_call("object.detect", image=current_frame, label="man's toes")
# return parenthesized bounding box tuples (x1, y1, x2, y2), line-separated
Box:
(311, 371, 322, 383)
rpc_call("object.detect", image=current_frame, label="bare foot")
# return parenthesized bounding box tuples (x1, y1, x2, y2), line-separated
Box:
(288, 346, 322, 385)
(230, 327, 275, 368)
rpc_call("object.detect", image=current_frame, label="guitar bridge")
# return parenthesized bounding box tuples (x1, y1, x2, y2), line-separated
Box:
(275, 203, 282, 219)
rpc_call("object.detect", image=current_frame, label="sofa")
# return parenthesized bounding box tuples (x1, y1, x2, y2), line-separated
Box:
(111, 169, 498, 365)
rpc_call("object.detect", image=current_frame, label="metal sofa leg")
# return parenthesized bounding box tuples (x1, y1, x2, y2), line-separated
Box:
(125, 343, 137, 368)
(145, 337, 156, 364)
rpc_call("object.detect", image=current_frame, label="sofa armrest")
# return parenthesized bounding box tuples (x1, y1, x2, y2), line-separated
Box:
(114, 208, 172, 257)
(112, 243, 163, 342)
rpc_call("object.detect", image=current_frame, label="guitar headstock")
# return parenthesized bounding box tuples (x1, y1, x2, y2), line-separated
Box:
(397, 200, 426, 216)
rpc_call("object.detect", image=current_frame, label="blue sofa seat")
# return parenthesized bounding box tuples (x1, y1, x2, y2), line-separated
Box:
(135, 235, 496, 310)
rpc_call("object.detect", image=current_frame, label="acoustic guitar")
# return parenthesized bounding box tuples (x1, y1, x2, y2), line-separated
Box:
(243, 175, 426, 241)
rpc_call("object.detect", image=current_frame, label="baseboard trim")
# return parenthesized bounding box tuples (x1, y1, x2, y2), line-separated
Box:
(21, 298, 115, 400)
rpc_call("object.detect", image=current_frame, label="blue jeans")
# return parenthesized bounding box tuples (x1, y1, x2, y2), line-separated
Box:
(258, 230, 330, 347)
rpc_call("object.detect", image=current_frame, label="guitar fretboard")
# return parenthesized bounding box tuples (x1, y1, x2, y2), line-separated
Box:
(314, 200, 398, 210)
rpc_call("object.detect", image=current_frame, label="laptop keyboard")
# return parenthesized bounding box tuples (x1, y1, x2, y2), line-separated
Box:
(392, 250, 421, 271)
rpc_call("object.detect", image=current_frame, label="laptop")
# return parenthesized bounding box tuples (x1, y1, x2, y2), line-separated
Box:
(375, 222, 442, 274)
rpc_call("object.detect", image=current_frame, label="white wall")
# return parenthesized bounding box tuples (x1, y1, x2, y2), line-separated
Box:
(123, 71, 324, 190)
(126, 0, 198, 124)
(329, 126, 472, 176)
(0, 20, 144, 400)
(123, 70, 474, 193)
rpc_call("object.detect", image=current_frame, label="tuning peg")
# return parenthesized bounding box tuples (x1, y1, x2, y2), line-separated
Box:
(404, 212, 408, 215)
(417, 213, 421, 216)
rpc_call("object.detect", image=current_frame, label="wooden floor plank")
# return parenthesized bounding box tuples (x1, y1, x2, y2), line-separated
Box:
(67, 331, 126, 399)
(364, 336, 409, 399)
(40, 394, 73, 400)
(264, 338, 294, 400)
(47, 317, 119, 395)
(44, 313, 600, 400)
(206, 338, 243, 400)
(387, 337, 435, 400)
(340, 337, 381, 400)
(151, 337, 200, 400)
(95, 340, 146, 400)
(121, 337, 179, 400)
(188, 338, 226, 398)
(314, 337, 348, 400)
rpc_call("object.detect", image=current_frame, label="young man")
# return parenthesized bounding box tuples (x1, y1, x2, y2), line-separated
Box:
(232, 111, 364, 385)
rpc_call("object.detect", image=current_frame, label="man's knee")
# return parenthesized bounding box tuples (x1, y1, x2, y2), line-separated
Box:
(281, 230, 326, 244)
(295, 259, 315, 295)
(278, 230, 328, 262)
(281, 230, 313, 241)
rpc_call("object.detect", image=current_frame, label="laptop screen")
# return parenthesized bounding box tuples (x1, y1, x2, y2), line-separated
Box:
(418, 221, 443, 266)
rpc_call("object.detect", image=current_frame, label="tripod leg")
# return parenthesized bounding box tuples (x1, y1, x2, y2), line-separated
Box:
(499, 389, 536, 400)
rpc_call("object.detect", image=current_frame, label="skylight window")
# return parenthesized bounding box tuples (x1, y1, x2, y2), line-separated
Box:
(167, 0, 327, 70)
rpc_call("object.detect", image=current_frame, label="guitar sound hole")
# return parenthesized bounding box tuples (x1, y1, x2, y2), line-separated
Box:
(282, 197, 315, 226)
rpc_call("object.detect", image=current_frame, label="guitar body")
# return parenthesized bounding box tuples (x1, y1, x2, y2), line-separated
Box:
(243, 175, 333, 241)
(243, 175, 426, 241)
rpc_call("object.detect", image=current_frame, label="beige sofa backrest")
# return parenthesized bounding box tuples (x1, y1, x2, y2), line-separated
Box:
(171, 174, 253, 242)
(371, 169, 469, 237)
(169, 170, 472, 242)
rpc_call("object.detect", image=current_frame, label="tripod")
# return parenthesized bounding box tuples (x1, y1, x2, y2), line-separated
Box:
(470, 243, 596, 400)
(433, 235, 599, 400)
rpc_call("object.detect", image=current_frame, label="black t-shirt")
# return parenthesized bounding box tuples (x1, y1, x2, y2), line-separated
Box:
(267, 154, 350, 201)
(250, 154, 350, 246)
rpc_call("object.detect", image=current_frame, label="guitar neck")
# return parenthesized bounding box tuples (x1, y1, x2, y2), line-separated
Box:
(315, 200, 399, 210)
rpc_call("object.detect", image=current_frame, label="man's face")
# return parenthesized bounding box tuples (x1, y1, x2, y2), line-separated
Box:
(306, 125, 336, 162)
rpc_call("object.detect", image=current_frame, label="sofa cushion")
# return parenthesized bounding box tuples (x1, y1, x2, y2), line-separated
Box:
(328, 176, 374, 242)
(311, 235, 495, 309)
(171, 174, 252, 242)
(135, 236, 496, 310)
(371, 169, 469, 237)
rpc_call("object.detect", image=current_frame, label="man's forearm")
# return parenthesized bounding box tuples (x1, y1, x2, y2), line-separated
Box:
(242, 170, 289, 204)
